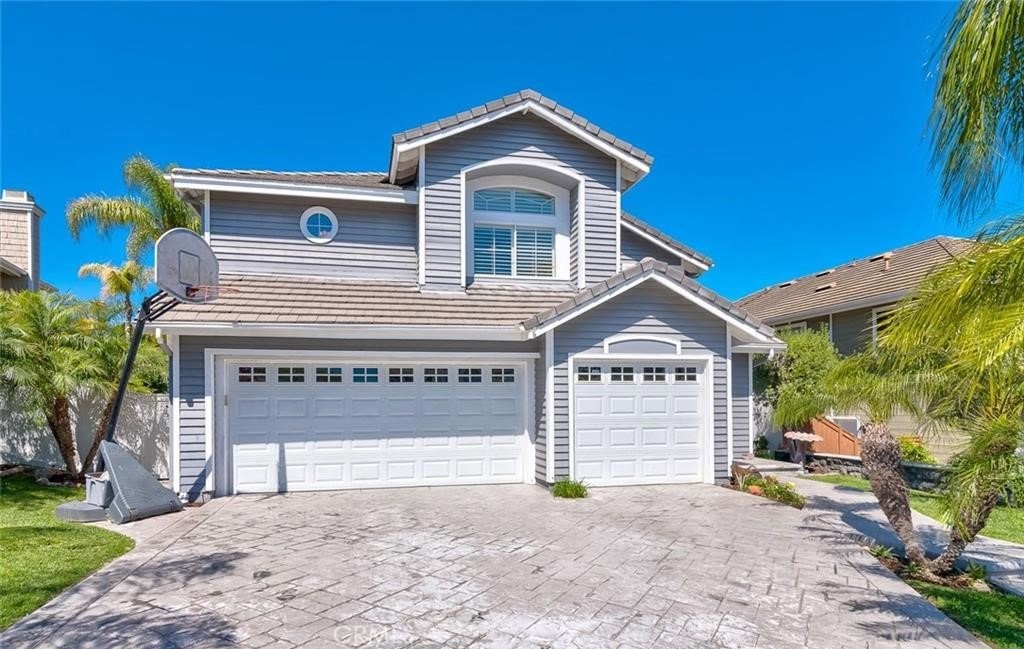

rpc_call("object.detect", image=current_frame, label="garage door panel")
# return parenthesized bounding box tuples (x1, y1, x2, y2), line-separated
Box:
(609, 428, 637, 447)
(640, 427, 669, 447)
(608, 397, 636, 415)
(228, 361, 526, 493)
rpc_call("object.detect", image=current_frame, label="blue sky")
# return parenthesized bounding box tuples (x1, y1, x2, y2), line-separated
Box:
(0, 1, 997, 301)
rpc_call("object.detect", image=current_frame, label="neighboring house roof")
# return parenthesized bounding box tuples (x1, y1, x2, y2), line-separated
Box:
(168, 168, 410, 190)
(388, 89, 653, 187)
(620, 211, 713, 270)
(152, 275, 575, 328)
(737, 236, 974, 324)
(0, 256, 27, 277)
(523, 258, 781, 344)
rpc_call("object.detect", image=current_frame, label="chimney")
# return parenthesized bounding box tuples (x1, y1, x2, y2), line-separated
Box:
(0, 189, 45, 291)
(882, 252, 893, 271)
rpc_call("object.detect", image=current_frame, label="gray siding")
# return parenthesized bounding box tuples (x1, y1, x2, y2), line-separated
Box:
(422, 113, 619, 288)
(535, 334, 549, 484)
(731, 352, 751, 458)
(208, 193, 417, 280)
(832, 307, 874, 356)
(175, 336, 540, 499)
(551, 282, 731, 482)
(620, 229, 680, 268)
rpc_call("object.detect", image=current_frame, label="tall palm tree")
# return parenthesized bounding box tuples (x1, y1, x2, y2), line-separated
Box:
(78, 260, 151, 334)
(0, 291, 97, 474)
(67, 155, 200, 260)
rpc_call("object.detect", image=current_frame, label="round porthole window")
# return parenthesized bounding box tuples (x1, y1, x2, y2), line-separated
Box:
(300, 206, 338, 244)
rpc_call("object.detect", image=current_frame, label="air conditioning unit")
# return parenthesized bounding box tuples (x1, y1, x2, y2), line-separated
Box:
(831, 416, 861, 436)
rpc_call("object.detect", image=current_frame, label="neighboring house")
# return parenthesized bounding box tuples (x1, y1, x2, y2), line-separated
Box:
(154, 89, 784, 501)
(738, 236, 974, 460)
(0, 189, 44, 291)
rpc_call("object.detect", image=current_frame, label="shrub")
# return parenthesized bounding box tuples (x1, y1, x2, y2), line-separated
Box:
(899, 437, 937, 465)
(754, 329, 840, 429)
(551, 479, 588, 499)
(736, 474, 806, 509)
(870, 545, 895, 559)
(965, 562, 987, 580)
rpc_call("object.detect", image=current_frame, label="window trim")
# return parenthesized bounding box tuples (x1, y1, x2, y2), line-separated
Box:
(472, 223, 556, 278)
(871, 306, 895, 346)
(300, 206, 339, 244)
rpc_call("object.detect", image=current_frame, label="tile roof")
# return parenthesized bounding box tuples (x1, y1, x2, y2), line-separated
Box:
(737, 236, 975, 323)
(169, 168, 410, 191)
(391, 89, 654, 166)
(522, 258, 780, 341)
(152, 275, 575, 327)
(621, 211, 713, 268)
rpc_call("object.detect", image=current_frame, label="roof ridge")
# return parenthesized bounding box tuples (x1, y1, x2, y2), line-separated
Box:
(172, 168, 386, 177)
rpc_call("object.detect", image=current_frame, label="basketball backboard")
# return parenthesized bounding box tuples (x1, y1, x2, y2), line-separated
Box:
(154, 228, 219, 303)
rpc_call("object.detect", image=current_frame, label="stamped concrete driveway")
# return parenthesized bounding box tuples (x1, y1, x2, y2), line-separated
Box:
(2, 485, 985, 649)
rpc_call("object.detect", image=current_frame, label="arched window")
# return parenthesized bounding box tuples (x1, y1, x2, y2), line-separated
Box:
(473, 187, 556, 215)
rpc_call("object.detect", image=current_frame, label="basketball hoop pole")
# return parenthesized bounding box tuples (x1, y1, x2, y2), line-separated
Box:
(96, 290, 179, 473)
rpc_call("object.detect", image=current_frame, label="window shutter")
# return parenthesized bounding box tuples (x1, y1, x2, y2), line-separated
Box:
(515, 227, 554, 277)
(473, 226, 513, 275)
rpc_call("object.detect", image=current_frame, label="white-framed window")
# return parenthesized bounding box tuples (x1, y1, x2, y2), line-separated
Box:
(237, 366, 266, 383)
(872, 306, 895, 345)
(315, 367, 343, 383)
(388, 367, 415, 383)
(353, 367, 379, 384)
(424, 368, 448, 383)
(491, 367, 515, 383)
(458, 368, 482, 383)
(674, 366, 699, 383)
(642, 367, 667, 383)
(610, 366, 634, 383)
(277, 366, 305, 383)
(467, 176, 569, 281)
(576, 366, 601, 383)
(300, 206, 338, 244)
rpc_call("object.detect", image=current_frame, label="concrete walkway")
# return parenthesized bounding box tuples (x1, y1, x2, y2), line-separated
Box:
(1, 484, 989, 649)
(793, 476, 1024, 596)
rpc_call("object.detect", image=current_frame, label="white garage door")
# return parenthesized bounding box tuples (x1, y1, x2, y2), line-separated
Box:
(225, 361, 527, 493)
(574, 362, 707, 486)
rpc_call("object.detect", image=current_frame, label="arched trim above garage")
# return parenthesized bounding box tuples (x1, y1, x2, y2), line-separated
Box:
(602, 334, 681, 355)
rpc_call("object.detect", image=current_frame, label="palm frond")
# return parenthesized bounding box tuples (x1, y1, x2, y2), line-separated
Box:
(66, 195, 152, 240)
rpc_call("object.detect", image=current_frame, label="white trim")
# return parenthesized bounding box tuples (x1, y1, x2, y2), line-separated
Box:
(148, 322, 528, 341)
(747, 353, 755, 454)
(726, 334, 734, 468)
(578, 176, 587, 289)
(871, 306, 895, 345)
(732, 342, 787, 354)
(207, 349, 537, 495)
(26, 210, 36, 289)
(169, 174, 419, 205)
(528, 272, 778, 344)
(614, 161, 622, 274)
(828, 313, 834, 344)
(393, 100, 651, 177)
(762, 292, 909, 327)
(601, 333, 682, 354)
(0, 198, 44, 218)
(202, 190, 211, 243)
(299, 206, 339, 244)
(169, 334, 181, 495)
(417, 147, 426, 285)
(620, 219, 711, 272)
(544, 331, 555, 484)
(567, 351, 716, 485)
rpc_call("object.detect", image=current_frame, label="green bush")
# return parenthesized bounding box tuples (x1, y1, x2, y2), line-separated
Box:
(754, 329, 840, 429)
(899, 437, 938, 464)
(551, 479, 588, 499)
(737, 474, 806, 509)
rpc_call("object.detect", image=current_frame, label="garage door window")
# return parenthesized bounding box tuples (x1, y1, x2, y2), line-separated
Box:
(491, 368, 515, 383)
(610, 366, 634, 383)
(278, 367, 305, 383)
(353, 367, 379, 384)
(237, 366, 266, 383)
(458, 368, 482, 383)
(424, 368, 448, 383)
(576, 366, 601, 383)
(315, 367, 343, 383)
(675, 366, 699, 383)
(642, 367, 667, 383)
(389, 367, 415, 383)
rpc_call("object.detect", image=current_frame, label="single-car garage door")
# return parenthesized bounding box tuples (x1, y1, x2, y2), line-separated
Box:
(225, 360, 528, 493)
(573, 361, 707, 486)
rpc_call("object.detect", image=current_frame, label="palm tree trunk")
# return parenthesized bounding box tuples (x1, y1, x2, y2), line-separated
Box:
(78, 391, 116, 477)
(860, 421, 929, 566)
(46, 395, 79, 474)
(930, 491, 1000, 574)
(123, 295, 133, 338)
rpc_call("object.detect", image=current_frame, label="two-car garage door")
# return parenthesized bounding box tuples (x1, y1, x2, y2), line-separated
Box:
(225, 360, 527, 493)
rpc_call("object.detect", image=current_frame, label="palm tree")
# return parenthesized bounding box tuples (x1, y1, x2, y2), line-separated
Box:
(78, 260, 151, 335)
(67, 155, 200, 260)
(0, 291, 97, 474)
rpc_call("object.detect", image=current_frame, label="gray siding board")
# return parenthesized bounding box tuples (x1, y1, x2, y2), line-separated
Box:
(535, 335, 548, 484)
(832, 307, 875, 356)
(208, 193, 417, 280)
(732, 352, 751, 458)
(620, 229, 681, 268)
(176, 336, 540, 499)
(423, 114, 619, 288)
(551, 282, 731, 482)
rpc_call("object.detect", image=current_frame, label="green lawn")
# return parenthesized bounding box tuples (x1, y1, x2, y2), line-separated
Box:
(0, 475, 133, 629)
(802, 474, 1024, 545)
(909, 580, 1024, 649)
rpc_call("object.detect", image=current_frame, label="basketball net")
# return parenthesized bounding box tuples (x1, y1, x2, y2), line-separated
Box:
(184, 284, 238, 304)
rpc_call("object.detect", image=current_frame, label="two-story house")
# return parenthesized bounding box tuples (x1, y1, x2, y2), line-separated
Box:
(738, 236, 974, 460)
(0, 189, 44, 291)
(154, 90, 783, 501)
